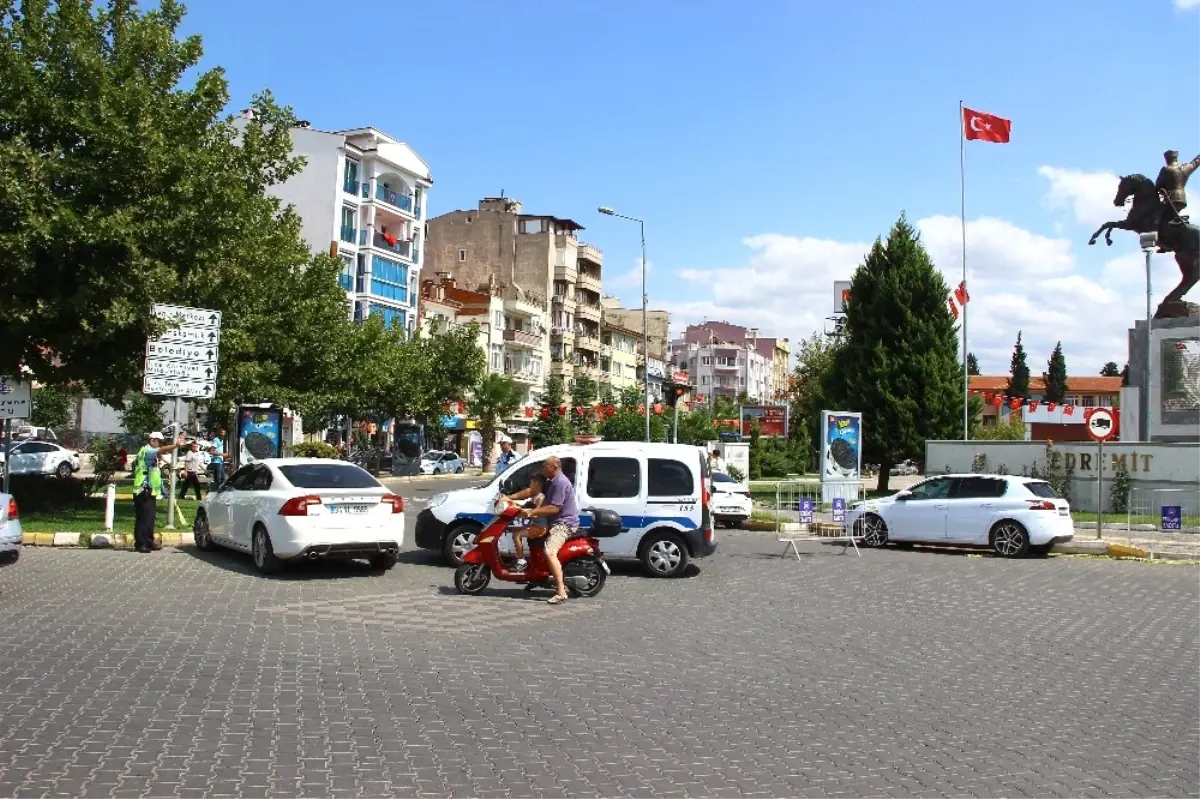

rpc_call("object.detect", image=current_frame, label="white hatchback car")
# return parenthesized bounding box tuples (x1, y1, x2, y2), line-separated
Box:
(710, 472, 752, 528)
(193, 458, 405, 575)
(0, 441, 81, 479)
(846, 473, 1075, 558)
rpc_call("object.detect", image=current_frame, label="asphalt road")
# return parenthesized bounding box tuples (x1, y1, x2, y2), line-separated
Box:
(0, 484, 1197, 798)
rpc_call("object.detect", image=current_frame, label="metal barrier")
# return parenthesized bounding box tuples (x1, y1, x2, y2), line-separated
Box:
(1123, 487, 1200, 535)
(750, 480, 866, 559)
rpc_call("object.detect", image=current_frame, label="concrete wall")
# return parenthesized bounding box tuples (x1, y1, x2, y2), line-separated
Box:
(924, 440, 1200, 512)
(269, 127, 342, 255)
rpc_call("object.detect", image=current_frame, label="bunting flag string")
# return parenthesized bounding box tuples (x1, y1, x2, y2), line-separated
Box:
(975, 390, 1078, 416)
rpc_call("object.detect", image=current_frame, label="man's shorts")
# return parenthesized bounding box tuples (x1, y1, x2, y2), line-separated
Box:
(544, 523, 576, 556)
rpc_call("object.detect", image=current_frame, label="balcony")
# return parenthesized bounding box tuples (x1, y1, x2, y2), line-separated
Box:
(577, 243, 603, 266)
(363, 231, 413, 261)
(575, 363, 599, 380)
(503, 329, 542, 348)
(554, 263, 577, 283)
(552, 293, 576, 310)
(340, 225, 357, 244)
(504, 365, 540, 385)
(503, 287, 547, 318)
(371, 184, 416, 215)
(714, 361, 740, 371)
(550, 358, 574, 377)
(575, 332, 602, 353)
(577, 270, 602, 294)
(343, 177, 360, 196)
(576, 303, 601, 323)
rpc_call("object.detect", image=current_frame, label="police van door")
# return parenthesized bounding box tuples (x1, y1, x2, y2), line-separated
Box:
(580, 452, 644, 556)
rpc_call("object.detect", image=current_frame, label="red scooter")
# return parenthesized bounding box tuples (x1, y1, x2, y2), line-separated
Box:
(453, 498, 614, 598)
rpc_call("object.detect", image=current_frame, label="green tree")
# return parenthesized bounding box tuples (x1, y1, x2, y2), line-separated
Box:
(1100, 361, 1121, 377)
(973, 410, 1026, 441)
(470, 374, 522, 471)
(789, 332, 842, 472)
(119, 395, 167, 438)
(1006, 331, 1031, 400)
(967, 352, 980, 375)
(823, 214, 961, 492)
(597, 385, 666, 442)
(1043, 341, 1069, 404)
(1120, 362, 1130, 386)
(530, 376, 571, 449)
(30, 384, 75, 431)
(570, 375, 598, 434)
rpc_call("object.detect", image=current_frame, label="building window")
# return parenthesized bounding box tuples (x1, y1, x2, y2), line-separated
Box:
(340, 205, 356, 243)
(458, 248, 467, 262)
(1081, 395, 1096, 407)
(338, 254, 354, 292)
(343, 159, 359, 194)
(370, 256, 408, 304)
(494, 310, 504, 329)
(702, 356, 712, 365)
(490, 344, 503, 371)
(369, 304, 406, 330)
(465, 215, 473, 224)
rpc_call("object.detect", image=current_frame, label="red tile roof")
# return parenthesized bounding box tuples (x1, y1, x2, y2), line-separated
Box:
(968, 375, 1122, 394)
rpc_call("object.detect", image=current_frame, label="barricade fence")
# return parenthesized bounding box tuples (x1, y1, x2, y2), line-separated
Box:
(1123, 487, 1200, 535)
(748, 480, 866, 534)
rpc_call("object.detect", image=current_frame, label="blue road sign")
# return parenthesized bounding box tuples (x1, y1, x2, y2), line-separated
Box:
(1161, 505, 1182, 531)
(832, 497, 846, 523)
(799, 498, 815, 524)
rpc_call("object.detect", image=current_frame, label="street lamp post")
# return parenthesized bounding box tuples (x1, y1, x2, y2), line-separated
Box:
(598, 206, 651, 443)
(1139, 231, 1157, 441)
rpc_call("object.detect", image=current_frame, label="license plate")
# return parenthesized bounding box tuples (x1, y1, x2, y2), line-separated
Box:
(1058, 508, 1069, 516)
(328, 504, 371, 514)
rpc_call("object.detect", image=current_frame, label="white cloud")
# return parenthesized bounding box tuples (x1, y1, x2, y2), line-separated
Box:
(1176, 0, 1199, 10)
(605, 257, 652, 292)
(1037, 166, 1120, 227)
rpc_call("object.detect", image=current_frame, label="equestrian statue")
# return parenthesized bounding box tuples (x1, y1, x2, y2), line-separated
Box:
(1089, 150, 1200, 319)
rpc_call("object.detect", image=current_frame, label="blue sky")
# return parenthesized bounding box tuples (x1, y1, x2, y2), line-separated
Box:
(183, 0, 1199, 375)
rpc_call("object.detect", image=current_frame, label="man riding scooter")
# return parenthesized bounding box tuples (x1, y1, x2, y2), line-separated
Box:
(503, 456, 578, 605)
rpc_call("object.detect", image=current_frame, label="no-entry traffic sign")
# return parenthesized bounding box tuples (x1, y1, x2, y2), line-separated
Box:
(1084, 407, 1119, 442)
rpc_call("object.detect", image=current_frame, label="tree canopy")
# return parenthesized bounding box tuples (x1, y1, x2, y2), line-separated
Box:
(1006, 332, 1031, 399)
(1043, 342, 1068, 404)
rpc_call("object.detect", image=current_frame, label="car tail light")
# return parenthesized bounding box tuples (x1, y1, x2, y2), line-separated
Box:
(1027, 500, 1057, 510)
(738, 490, 751, 498)
(279, 495, 321, 516)
(380, 494, 404, 513)
(6, 497, 16, 520)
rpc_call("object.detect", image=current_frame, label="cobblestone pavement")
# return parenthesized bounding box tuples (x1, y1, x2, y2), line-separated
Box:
(1, 530, 1197, 798)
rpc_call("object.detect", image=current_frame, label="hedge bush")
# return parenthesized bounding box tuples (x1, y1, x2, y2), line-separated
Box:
(7, 475, 90, 512)
(290, 441, 339, 459)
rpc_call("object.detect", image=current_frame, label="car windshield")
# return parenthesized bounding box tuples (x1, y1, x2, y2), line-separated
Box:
(421, 451, 443, 460)
(278, 463, 382, 490)
(1024, 481, 1058, 499)
(712, 473, 736, 483)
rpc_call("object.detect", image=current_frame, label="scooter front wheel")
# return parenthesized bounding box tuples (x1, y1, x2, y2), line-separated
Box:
(565, 556, 607, 598)
(454, 562, 492, 595)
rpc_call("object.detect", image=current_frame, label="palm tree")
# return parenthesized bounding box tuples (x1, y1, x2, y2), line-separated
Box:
(472, 374, 523, 470)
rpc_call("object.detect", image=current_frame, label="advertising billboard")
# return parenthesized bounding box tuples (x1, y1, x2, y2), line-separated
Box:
(740, 405, 788, 437)
(1160, 337, 1199, 427)
(834, 281, 852, 313)
(819, 410, 863, 482)
(237, 405, 283, 467)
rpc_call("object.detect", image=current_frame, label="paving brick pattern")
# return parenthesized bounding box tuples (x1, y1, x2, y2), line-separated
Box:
(0, 533, 1197, 798)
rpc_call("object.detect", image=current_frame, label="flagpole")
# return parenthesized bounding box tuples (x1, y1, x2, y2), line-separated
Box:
(959, 100, 969, 441)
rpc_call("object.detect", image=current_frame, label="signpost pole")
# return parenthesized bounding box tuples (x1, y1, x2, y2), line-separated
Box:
(2, 417, 10, 497)
(166, 397, 180, 531)
(672, 403, 679, 444)
(1096, 436, 1103, 540)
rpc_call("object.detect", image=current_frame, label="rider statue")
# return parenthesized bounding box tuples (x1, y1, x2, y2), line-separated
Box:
(1155, 150, 1200, 227)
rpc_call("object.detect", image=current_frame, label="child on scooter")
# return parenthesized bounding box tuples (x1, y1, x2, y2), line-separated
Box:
(511, 472, 547, 572)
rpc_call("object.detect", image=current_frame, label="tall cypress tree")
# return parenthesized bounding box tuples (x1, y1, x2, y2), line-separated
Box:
(822, 214, 961, 492)
(967, 353, 980, 376)
(1043, 342, 1069, 404)
(1006, 332, 1031, 399)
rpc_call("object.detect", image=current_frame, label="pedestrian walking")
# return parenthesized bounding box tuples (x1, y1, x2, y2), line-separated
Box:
(208, 427, 226, 493)
(132, 431, 187, 554)
(179, 441, 205, 501)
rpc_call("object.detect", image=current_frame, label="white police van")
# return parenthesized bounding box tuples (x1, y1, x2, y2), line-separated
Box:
(415, 441, 717, 577)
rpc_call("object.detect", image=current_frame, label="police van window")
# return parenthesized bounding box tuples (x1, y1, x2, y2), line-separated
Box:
(501, 458, 576, 494)
(587, 457, 640, 499)
(648, 458, 693, 496)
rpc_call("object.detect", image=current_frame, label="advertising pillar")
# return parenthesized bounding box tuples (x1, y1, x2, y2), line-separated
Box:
(819, 410, 863, 505)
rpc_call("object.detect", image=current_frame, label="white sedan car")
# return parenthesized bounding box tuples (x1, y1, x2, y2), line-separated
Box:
(420, 451, 465, 475)
(193, 458, 405, 575)
(1, 493, 22, 565)
(0, 441, 81, 479)
(846, 473, 1075, 558)
(710, 472, 752, 528)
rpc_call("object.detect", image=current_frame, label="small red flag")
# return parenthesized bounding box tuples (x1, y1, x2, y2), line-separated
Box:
(984, 392, 994, 403)
(524, 407, 533, 418)
(947, 297, 959, 319)
(1009, 397, 1023, 410)
(1047, 401, 1057, 412)
(954, 280, 970, 306)
(992, 395, 1003, 407)
(963, 107, 1011, 144)
(1028, 400, 1039, 412)
(1063, 405, 1075, 416)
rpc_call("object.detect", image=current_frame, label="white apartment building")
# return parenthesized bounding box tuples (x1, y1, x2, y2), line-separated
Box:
(254, 113, 431, 338)
(670, 340, 772, 402)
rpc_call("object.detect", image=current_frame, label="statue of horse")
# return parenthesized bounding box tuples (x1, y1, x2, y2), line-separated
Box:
(1089, 173, 1200, 318)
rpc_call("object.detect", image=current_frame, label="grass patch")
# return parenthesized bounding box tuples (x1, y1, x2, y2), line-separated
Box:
(20, 497, 201, 534)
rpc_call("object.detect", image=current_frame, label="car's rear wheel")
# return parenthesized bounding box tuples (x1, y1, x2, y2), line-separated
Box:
(443, 523, 481, 566)
(55, 461, 72, 479)
(857, 514, 889, 547)
(640, 531, 690, 578)
(368, 551, 398, 571)
(193, 511, 214, 551)
(991, 521, 1030, 558)
(252, 525, 283, 575)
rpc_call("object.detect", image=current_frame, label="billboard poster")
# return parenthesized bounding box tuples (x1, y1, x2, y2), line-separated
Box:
(238, 405, 283, 467)
(1160, 337, 1199, 427)
(820, 410, 863, 482)
(834, 280, 852, 313)
(740, 405, 788, 437)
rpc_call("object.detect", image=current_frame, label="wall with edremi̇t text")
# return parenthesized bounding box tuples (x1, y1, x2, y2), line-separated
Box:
(923, 440, 1200, 513)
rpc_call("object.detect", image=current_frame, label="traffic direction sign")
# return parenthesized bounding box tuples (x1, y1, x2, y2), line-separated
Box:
(150, 325, 221, 346)
(1084, 407, 1118, 442)
(152, 304, 221, 329)
(0, 378, 31, 420)
(145, 359, 218, 381)
(143, 376, 215, 400)
(146, 342, 217, 362)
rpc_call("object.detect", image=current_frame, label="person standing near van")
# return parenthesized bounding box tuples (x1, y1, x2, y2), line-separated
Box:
(495, 440, 518, 474)
(709, 449, 726, 474)
(208, 427, 226, 492)
(132, 431, 187, 553)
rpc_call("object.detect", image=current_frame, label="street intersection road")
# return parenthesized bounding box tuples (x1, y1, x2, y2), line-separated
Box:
(0, 493, 1197, 797)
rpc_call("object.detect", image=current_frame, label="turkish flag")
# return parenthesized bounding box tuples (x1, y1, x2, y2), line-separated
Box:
(1028, 400, 1039, 412)
(947, 297, 959, 319)
(955, 280, 970, 306)
(984, 392, 994, 403)
(524, 407, 533, 418)
(992, 395, 1003, 407)
(963, 107, 1011, 143)
(1063, 405, 1075, 416)
(1009, 397, 1023, 410)
(1047, 401, 1057, 412)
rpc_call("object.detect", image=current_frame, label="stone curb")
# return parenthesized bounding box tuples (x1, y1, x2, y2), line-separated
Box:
(23, 532, 195, 549)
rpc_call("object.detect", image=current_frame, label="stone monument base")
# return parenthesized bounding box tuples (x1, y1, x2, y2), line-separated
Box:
(1128, 311, 1200, 443)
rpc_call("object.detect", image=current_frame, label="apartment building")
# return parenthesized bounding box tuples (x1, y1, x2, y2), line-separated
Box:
(673, 321, 791, 402)
(671, 340, 772, 402)
(424, 197, 604, 388)
(254, 113, 431, 338)
(599, 320, 642, 395)
(601, 297, 670, 359)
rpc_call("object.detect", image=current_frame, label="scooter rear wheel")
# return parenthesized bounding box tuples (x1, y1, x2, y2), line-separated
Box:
(454, 563, 492, 595)
(565, 556, 606, 598)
